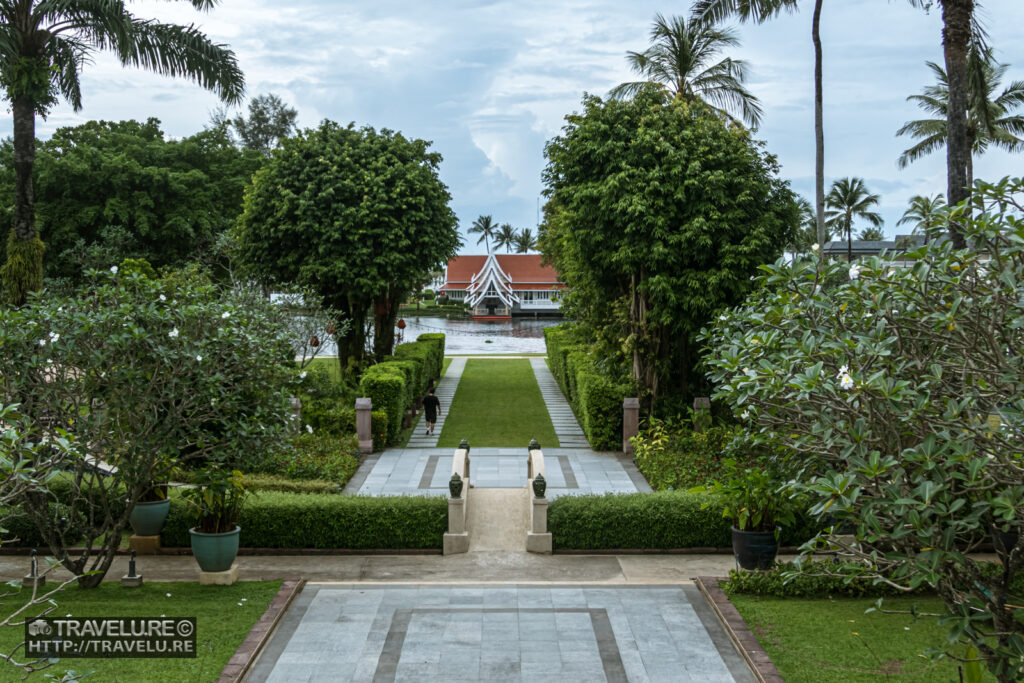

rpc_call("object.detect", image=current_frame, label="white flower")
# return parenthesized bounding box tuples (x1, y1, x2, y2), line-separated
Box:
(743, 368, 757, 379)
(48, 332, 60, 344)
(196, 355, 203, 362)
(839, 373, 854, 390)
(168, 328, 179, 339)
(837, 364, 849, 379)
(811, 243, 820, 252)
(848, 265, 861, 280)
(39, 338, 47, 347)
(299, 371, 307, 379)
(718, 315, 727, 322)
(110, 266, 118, 275)
(165, 593, 171, 598)
(221, 311, 231, 320)
(66, 614, 72, 617)
(306, 424, 313, 434)
(237, 602, 243, 606)
(159, 294, 166, 302)
(741, 410, 750, 420)
(241, 598, 247, 602)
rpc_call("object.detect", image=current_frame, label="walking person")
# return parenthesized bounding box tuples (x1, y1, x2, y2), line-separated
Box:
(423, 388, 441, 435)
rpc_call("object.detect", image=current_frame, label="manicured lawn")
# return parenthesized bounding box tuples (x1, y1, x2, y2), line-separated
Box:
(729, 594, 995, 682)
(305, 356, 343, 383)
(437, 359, 558, 448)
(0, 581, 282, 682)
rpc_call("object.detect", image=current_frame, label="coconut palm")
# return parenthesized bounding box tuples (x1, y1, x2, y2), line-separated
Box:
(786, 197, 831, 255)
(0, 0, 245, 305)
(824, 178, 884, 262)
(609, 12, 763, 129)
(858, 227, 885, 241)
(513, 228, 537, 254)
(897, 194, 948, 236)
(468, 215, 497, 253)
(897, 50, 1024, 191)
(695, 0, 826, 247)
(494, 223, 518, 253)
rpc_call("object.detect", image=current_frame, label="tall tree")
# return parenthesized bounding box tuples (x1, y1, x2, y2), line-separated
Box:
(824, 177, 883, 262)
(787, 196, 831, 254)
(897, 193, 947, 235)
(857, 226, 885, 241)
(230, 93, 298, 156)
(0, 0, 244, 305)
(234, 122, 460, 371)
(513, 228, 537, 253)
(695, 0, 827, 247)
(609, 12, 763, 129)
(495, 223, 517, 253)
(468, 215, 497, 253)
(897, 51, 1024, 190)
(542, 89, 797, 410)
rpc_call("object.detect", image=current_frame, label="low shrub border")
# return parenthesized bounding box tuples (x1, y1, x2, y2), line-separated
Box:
(161, 490, 446, 550)
(549, 491, 816, 551)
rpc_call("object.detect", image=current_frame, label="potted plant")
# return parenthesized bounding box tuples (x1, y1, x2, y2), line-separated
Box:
(129, 483, 170, 537)
(183, 468, 248, 573)
(694, 461, 800, 570)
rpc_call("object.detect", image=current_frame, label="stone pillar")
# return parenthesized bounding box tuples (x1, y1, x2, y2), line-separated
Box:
(526, 497, 552, 554)
(355, 398, 373, 454)
(623, 398, 640, 455)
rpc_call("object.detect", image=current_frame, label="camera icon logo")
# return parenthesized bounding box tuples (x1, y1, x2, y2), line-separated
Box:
(28, 620, 52, 637)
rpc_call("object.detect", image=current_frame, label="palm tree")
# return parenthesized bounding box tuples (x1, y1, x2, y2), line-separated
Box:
(824, 178, 884, 262)
(609, 12, 763, 129)
(897, 51, 1024, 191)
(0, 0, 244, 305)
(513, 228, 537, 254)
(858, 227, 885, 241)
(786, 197, 831, 254)
(695, 0, 826, 247)
(494, 223, 518, 253)
(468, 215, 497, 253)
(897, 194, 948, 236)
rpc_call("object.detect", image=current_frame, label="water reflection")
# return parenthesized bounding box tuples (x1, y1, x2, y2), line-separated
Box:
(315, 317, 564, 355)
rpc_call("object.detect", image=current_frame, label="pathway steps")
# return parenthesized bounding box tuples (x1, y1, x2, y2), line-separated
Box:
(406, 357, 466, 448)
(466, 488, 528, 552)
(529, 357, 590, 449)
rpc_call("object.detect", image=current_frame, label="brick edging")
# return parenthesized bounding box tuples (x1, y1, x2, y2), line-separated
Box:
(552, 546, 802, 555)
(0, 547, 443, 556)
(693, 576, 784, 683)
(217, 578, 305, 683)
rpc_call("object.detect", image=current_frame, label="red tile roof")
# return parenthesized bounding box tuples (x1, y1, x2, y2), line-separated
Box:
(443, 254, 564, 291)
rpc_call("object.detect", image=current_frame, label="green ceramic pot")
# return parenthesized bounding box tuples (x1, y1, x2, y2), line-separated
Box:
(129, 499, 171, 537)
(189, 526, 240, 572)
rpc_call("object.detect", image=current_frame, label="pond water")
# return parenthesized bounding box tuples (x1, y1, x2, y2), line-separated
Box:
(313, 317, 564, 355)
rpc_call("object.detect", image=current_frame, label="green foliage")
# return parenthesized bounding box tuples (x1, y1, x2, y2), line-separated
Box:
(417, 333, 446, 368)
(543, 325, 630, 450)
(394, 340, 440, 394)
(182, 468, 248, 534)
(246, 434, 360, 485)
(0, 120, 263, 285)
(0, 229, 43, 304)
(692, 460, 801, 534)
(161, 491, 446, 550)
(703, 177, 1024, 679)
(238, 474, 343, 495)
(359, 364, 407, 444)
(632, 421, 756, 490)
(234, 121, 461, 364)
(724, 560, 929, 599)
(541, 88, 798, 408)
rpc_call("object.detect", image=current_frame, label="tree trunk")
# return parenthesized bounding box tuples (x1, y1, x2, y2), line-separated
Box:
(812, 0, 827, 248)
(846, 220, 853, 262)
(940, 0, 974, 248)
(2, 95, 44, 305)
(330, 298, 367, 377)
(373, 294, 398, 360)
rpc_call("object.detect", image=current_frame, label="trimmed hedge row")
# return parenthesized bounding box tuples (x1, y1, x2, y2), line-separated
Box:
(359, 335, 445, 445)
(161, 490, 447, 549)
(548, 491, 816, 550)
(544, 325, 631, 451)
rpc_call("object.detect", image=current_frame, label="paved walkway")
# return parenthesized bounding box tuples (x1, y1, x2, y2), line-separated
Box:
(406, 358, 466, 448)
(530, 358, 590, 449)
(344, 447, 650, 498)
(251, 584, 753, 683)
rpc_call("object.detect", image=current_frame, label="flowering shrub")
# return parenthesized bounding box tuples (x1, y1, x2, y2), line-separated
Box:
(0, 268, 297, 585)
(702, 177, 1024, 681)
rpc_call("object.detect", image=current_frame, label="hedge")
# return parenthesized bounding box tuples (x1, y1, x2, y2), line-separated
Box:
(723, 560, 931, 598)
(359, 364, 406, 443)
(543, 325, 631, 451)
(393, 344, 432, 395)
(417, 333, 445, 379)
(161, 491, 447, 550)
(358, 335, 445, 445)
(548, 491, 816, 550)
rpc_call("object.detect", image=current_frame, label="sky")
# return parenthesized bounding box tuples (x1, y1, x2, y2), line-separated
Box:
(5, 0, 1024, 253)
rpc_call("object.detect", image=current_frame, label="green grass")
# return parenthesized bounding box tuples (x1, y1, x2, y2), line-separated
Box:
(305, 356, 343, 383)
(437, 359, 558, 448)
(0, 580, 282, 682)
(442, 357, 452, 376)
(729, 594, 995, 682)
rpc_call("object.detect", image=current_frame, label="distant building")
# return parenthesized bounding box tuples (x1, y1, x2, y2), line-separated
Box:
(823, 235, 927, 266)
(441, 254, 567, 321)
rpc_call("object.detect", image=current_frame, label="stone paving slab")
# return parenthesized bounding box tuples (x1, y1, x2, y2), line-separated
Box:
(346, 448, 649, 497)
(407, 358, 467, 448)
(249, 584, 756, 683)
(530, 358, 590, 448)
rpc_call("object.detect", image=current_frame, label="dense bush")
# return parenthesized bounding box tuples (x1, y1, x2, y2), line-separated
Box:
(724, 560, 931, 599)
(359, 364, 406, 443)
(246, 434, 360, 484)
(162, 491, 446, 549)
(544, 325, 631, 451)
(298, 365, 352, 437)
(632, 421, 766, 490)
(357, 335, 444, 445)
(240, 475, 344, 495)
(549, 491, 817, 550)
